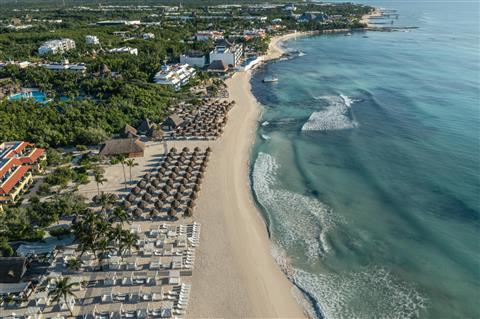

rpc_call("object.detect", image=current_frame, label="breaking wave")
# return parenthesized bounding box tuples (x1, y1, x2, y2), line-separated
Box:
(302, 95, 358, 131)
(252, 152, 336, 259)
(294, 267, 427, 319)
(252, 152, 426, 319)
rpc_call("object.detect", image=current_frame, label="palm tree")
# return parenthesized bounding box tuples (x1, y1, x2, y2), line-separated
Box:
(93, 169, 107, 196)
(66, 258, 81, 272)
(125, 158, 139, 183)
(48, 277, 78, 317)
(109, 207, 130, 224)
(112, 155, 128, 190)
(97, 192, 116, 213)
(119, 231, 139, 258)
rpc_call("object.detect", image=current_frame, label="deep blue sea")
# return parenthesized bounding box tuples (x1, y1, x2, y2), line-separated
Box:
(250, 1, 479, 318)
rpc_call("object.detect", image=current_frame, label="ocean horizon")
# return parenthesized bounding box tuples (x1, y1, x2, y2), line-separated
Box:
(250, 1, 479, 318)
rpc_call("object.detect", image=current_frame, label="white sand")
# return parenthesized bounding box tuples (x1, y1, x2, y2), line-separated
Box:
(186, 34, 306, 318)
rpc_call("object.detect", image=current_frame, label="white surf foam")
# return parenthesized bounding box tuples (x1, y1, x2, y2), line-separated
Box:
(253, 152, 336, 259)
(298, 51, 307, 57)
(294, 267, 427, 319)
(261, 134, 271, 140)
(261, 121, 270, 127)
(302, 95, 358, 131)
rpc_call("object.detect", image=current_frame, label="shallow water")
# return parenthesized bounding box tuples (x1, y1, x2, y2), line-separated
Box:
(250, 1, 480, 318)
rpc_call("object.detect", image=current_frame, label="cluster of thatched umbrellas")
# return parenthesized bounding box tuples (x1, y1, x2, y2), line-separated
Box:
(170, 100, 235, 140)
(121, 147, 211, 220)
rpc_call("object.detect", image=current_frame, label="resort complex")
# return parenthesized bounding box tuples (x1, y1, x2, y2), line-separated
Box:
(0, 1, 378, 318)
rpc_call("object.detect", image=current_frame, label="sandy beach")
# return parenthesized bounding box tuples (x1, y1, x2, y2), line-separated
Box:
(186, 34, 307, 318)
(361, 9, 382, 28)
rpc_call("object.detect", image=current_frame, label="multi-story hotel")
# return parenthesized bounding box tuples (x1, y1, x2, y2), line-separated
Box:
(153, 64, 196, 91)
(0, 142, 46, 211)
(209, 41, 243, 68)
(38, 38, 76, 55)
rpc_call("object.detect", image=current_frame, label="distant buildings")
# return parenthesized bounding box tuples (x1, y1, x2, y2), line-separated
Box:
(38, 38, 76, 55)
(0, 141, 46, 209)
(195, 31, 224, 41)
(107, 47, 138, 55)
(41, 59, 87, 75)
(153, 64, 196, 91)
(96, 20, 141, 26)
(297, 12, 328, 23)
(180, 51, 206, 68)
(243, 29, 266, 38)
(142, 32, 155, 40)
(209, 40, 243, 68)
(86, 35, 100, 45)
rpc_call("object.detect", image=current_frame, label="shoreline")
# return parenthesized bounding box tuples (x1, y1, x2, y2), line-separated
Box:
(186, 31, 308, 318)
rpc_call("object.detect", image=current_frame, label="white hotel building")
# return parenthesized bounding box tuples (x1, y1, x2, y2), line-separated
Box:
(209, 43, 243, 68)
(38, 38, 76, 55)
(153, 64, 196, 91)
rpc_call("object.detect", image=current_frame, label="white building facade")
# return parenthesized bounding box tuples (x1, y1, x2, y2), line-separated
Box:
(153, 64, 196, 91)
(38, 38, 76, 55)
(86, 35, 100, 45)
(180, 52, 206, 68)
(209, 43, 243, 68)
(107, 47, 138, 55)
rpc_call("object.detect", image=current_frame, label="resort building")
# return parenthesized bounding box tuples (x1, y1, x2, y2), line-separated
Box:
(243, 29, 266, 38)
(86, 35, 100, 45)
(41, 59, 87, 75)
(153, 64, 196, 91)
(0, 141, 46, 208)
(180, 51, 206, 68)
(99, 138, 145, 158)
(107, 47, 138, 55)
(209, 41, 243, 68)
(96, 20, 141, 26)
(143, 32, 155, 40)
(38, 38, 76, 55)
(195, 31, 224, 41)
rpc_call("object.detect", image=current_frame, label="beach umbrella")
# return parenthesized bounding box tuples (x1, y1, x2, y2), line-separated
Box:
(197, 172, 204, 179)
(193, 184, 200, 192)
(151, 208, 160, 218)
(190, 192, 198, 200)
(158, 192, 167, 201)
(163, 185, 172, 193)
(142, 193, 152, 202)
(133, 208, 143, 217)
(123, 200, 132, 209)
(92, 195, 100, 204)
(174, 192, 182, 201)
(151, 179, 160, 187)
(167, 208, 177, 218)
(187, 200, 195, 208)
(154, 200, 163, 209)
(170, 147, 177, 153)
(143, 173, 151, 180)
(137, 180, 147, 189)
(206, 147, 212, 153)
(138, 200, 148, 209)
(179, 185, 187, 193)
(167, 179, 174, 187)
(182, 147, 190, 153)
(146, 185, 155, 194)
(126, 193, 136, 202)
(172, 200, 180, 209)
(159, 167, 166, 174)
(184, 208, 193, 218)
(199, 166, 206, 173)
(194, 147, 201, 152)
(132, 186, 141, 195)
(173, 167, 180, 174)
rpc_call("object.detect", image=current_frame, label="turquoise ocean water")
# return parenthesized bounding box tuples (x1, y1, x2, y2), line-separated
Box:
(250, 1, 479, 318)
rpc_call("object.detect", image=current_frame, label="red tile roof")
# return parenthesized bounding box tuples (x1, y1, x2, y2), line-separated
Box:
(0, 165, 31, 195)
(19, 148, 45, 164)
(0, 158, 23, 180)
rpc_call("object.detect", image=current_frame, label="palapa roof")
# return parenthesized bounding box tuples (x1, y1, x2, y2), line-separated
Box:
(163, 114, 184, 127)
(208, 60, 228, 72)
(99, 138, 145, 157)
(121, 124, 138, 138)
(137, 118, 153, 134)
(0, 257, 27, 283)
